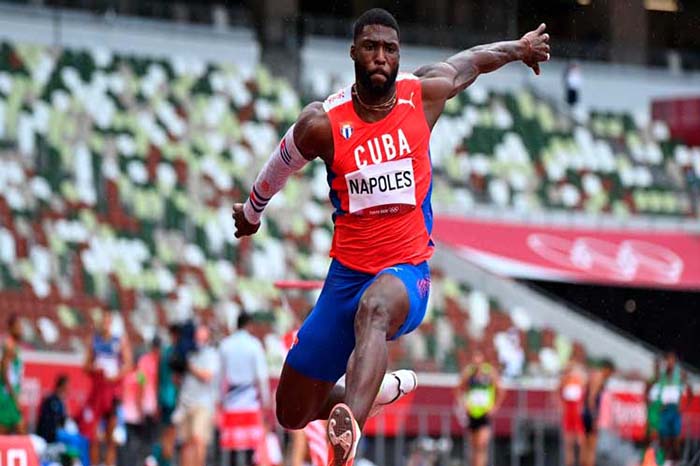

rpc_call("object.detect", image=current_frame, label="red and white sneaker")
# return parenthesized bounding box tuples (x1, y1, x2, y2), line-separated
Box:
(369, 369, 418, 417)
(327, 403, 361, 466)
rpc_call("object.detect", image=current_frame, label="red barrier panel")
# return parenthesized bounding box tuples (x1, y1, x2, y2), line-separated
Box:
(219, 410, 264, 451)
(0, 436, 40, 466)
(21, 354, 700, 441)
(652, 97, 700, 146)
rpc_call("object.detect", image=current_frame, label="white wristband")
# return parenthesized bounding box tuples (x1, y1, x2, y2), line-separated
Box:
(243, 199, 263, 224)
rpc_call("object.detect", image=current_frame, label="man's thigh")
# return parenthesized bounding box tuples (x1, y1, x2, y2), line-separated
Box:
(285, 259, 373, 382)
(373, 261, 431, 339)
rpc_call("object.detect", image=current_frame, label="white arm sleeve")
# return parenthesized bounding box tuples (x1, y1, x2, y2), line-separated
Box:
(242, 124, 310, 224)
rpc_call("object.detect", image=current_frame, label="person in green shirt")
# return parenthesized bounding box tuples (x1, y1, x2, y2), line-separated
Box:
(154, 324, 181, 466)
(455, 350, 503, 466)
(655, 351, 693, 466)
(0, 314, 25, 434)
(645, 357, 663, 465)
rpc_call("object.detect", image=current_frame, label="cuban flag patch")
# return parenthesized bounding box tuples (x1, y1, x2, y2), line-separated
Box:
(340, 123, 353, 140)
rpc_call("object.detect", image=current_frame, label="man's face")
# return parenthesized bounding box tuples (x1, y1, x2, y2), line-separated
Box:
(665, 353, 677, 370)
(195, 325, 209, 347)
(10, 319, 21, 340)
(101, 312, 113, 336)
(602, 366, 614, 380)
(351, 24, 400, 97)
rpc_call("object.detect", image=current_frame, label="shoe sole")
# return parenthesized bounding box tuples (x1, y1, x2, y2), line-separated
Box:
(327, 403, 356, 466)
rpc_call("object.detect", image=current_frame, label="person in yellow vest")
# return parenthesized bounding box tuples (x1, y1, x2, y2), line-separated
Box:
(456, 351, 504, 466)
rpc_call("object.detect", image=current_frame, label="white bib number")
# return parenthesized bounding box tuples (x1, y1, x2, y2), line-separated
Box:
(562, 384, 583, 402)
(467, 389, 490, 408)
(345, 158, 416, 215)
(661, 385, 682, 404)
(96, 355, 119, 379)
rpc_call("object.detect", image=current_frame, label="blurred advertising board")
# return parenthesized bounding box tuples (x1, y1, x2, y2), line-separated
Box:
(434, 217, 700, 290)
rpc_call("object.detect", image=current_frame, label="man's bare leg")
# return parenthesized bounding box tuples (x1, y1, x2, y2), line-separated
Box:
(343, 274, 409, 429)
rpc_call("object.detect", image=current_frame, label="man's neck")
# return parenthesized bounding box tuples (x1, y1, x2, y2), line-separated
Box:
(352, 83, 396, 124)
(354, 82, 395, 106)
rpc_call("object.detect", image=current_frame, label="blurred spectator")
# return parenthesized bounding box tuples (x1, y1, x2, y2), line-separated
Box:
(564, 62, 583, 107)
(168, 321, 196, 376)
(645, 357, 662, 449)
(559, 362, 586, 466)
(0, 313, 25, 434)
(581, 359, 615, 466)
(455, 350, 503, 466)
(154, 324, 181, 466)
(496, 327, 525, 378)
(220, 312, 271, 466)
(123, 337, 161, 465)
(79, 310, 133, 466)
(37, 374, 69, 443)
(173, 323, 221, 466)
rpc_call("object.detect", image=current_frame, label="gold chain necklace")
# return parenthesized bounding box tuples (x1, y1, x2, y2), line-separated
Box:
(352, 84, 396, 112)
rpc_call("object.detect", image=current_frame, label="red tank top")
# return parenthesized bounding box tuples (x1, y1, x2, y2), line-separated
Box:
(322, 74, 434, 274)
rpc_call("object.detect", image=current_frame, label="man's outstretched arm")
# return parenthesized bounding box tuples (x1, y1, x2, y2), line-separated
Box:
(417, 24, 550, 128)
(232, 102, 333, 238)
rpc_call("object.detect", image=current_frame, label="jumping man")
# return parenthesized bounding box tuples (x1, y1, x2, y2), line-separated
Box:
(233, 8, 550, 466)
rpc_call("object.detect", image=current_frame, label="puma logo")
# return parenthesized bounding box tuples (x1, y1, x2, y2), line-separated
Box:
(398, 92, 415, 109)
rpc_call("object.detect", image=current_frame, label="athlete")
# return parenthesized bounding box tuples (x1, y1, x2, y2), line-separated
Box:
(644, 357, 663, 466)
(0, 314, 25, 434)
(652, 351, 693, 466)
(559, 362, 587, 466)
(581, 359, 614, 466)
(455, 351, 503, 466)
(80, 310, 133, 466)
(233, 8, 550, 466)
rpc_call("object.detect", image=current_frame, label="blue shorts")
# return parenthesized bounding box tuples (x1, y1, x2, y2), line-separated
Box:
(286, 259, 431, 382)
(659, 406, 682, 439)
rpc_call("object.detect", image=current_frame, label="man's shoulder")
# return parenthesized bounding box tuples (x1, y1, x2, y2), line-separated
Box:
(295, 100, 335, 163)
(193, 346, 220, 367)
(397, 72, 419, 82)
(322, 85, 352, 112)
(299, 101, 331, 126)
(202, 345, 219, 356)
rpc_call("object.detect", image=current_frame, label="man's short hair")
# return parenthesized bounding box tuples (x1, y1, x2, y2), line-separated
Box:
(600, 358, 615, 371)
(353, 8, 400, 42)
(237, 312, 252, 329)
(55, 374, 69, 390)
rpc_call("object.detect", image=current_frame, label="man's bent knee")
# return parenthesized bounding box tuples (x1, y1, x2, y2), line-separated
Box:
(276, 405, 309, 430)
(275, 389, 310, 429)
(355, 296, 392, 334)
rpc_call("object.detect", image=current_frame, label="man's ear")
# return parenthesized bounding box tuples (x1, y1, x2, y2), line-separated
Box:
(350, 44, 356, 62)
